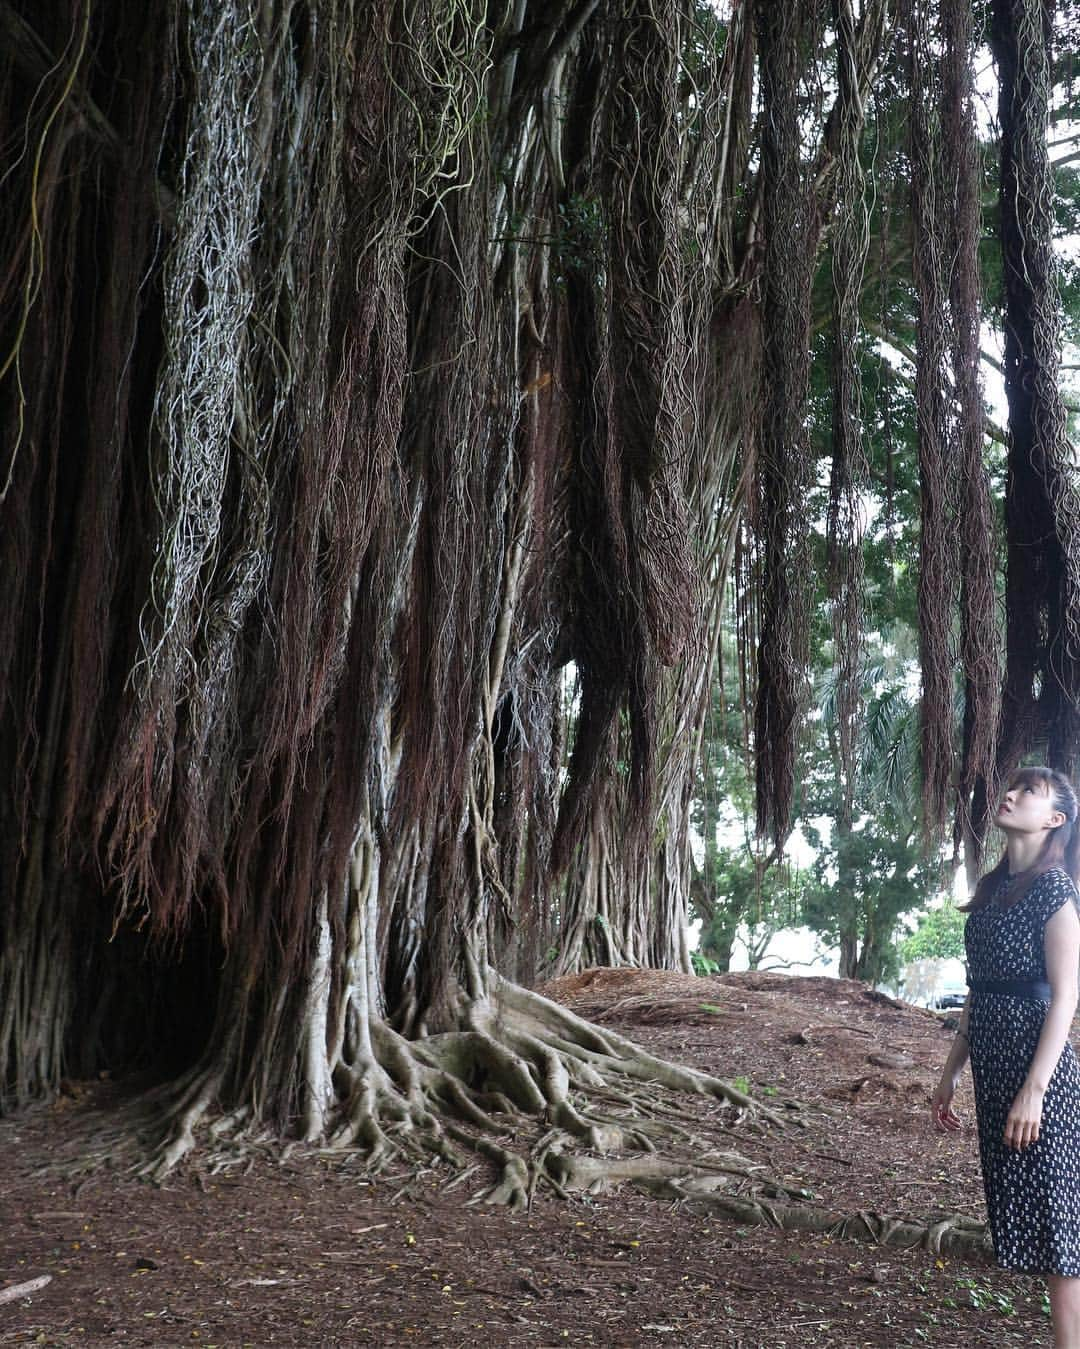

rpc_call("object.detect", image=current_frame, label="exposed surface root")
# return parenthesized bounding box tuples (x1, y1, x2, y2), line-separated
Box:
(29, 972, 996, 1265)
(673, 1189, 992, 1259)
(490, 974, 802, 1130)
(43, 974, 991, 1262)
(304, 976, 802, 1211)
(542, 1148, 773, 1197)
(144, 1070, 222, 1181)
(55, 973, 799, 1211)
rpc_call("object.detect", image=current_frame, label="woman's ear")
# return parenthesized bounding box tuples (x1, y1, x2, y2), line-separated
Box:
(1047, 810, 1067, 830)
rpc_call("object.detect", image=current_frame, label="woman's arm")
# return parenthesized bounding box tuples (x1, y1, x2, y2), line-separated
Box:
(1003, 899, 1080, 1150)
(931, 996, 971, 1132)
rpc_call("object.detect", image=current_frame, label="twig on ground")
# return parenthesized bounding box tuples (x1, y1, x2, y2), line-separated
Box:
(0, 1275, 52, 1305)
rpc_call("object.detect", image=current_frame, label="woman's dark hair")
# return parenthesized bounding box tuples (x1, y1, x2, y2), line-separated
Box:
(962, 766, 1080, 913)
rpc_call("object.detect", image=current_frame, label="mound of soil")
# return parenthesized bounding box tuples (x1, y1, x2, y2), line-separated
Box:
(0, 971, 1055, 1346)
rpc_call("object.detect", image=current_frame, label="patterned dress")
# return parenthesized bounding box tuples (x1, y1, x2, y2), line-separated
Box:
(964, 867, 1080, 1275)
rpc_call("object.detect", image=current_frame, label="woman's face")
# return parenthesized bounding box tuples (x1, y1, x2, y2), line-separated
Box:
(996, 778, 1064, 836)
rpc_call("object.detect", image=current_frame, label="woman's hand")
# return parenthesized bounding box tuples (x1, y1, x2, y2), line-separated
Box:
(1004, 1083, 1045, 1150)
(931, 1075, 962, 1132)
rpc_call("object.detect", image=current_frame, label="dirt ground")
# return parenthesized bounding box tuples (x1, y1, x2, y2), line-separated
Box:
(0, 970, 1060, 1347)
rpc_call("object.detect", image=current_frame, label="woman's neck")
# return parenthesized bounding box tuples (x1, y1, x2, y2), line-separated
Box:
(1005, 833, 1049, 876)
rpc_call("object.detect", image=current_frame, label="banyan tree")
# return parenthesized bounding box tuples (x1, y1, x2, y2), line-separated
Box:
(1, 0, 1078, 1198)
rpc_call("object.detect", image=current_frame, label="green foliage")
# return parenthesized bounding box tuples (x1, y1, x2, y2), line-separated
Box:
(691, 648, 827, 972)
(555, 195, 606, 275)
(900, 903, 966, 963)
(493, 194, 607, 284)
(695, 841, 807, 969)
(800, 810, 937, 985)
(955, 1278, 1017, 1317)
(690, 25, 1080, 991)
(1053, 166, 1080, 345)
(682, 3, 728, 86)
(794, 180, 960, 982)
(798, 638, 942, 986)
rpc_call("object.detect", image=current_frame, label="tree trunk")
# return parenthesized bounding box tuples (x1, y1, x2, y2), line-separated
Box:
(0, 0, 728, 1176)
(3, 0, 1066, 1207)
(838, 929, 860, 982)
(982, 0, 1080, 805)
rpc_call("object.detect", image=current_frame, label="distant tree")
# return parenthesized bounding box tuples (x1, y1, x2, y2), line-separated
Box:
(798, 648, 943, 985)
(800, 803, 939, 986)
(900, 904, 967, 963)
(691, 670, 811, 972)
(695, 843, 806, 972)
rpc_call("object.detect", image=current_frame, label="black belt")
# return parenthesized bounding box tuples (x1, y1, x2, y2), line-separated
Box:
(968, 978, 1051, 1001)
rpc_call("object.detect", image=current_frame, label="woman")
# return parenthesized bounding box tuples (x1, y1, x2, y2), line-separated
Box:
(933, 767, 1080, 1347)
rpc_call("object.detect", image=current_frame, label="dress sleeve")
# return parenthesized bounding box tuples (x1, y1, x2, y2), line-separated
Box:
(1033, 868, 1080, 925)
